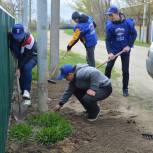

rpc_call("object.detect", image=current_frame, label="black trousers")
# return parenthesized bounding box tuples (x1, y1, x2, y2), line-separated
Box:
(105, 52, 130, 90)
(86, 46, 96, 67)
(73, 85, 112, 115)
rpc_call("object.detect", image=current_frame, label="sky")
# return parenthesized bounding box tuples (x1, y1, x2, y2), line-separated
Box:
(11, 0, 119, 21)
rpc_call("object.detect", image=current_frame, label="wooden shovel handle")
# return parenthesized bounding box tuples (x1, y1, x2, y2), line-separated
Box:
(96, 50, 125, 69)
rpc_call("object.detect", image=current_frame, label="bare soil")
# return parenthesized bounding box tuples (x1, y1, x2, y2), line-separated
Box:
(7, 81, 153, 153)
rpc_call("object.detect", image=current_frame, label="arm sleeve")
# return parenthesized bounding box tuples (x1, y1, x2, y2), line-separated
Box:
(93, 21, 97, 28)
(128, 25, 137, 48)
(105, 27, 113, 54)
(90, 71, 100, 91)
(68, 28, 81, 48)
(59, 82, 75, 106)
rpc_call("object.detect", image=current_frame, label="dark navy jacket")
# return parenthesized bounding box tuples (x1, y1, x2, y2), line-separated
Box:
(9, 32, 37, 68)
(105, 18, 137, 54)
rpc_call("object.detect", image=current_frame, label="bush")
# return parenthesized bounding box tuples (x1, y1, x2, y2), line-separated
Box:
(27, 112, 73, 145)
(36, 124, 72, 145)
(9, 124, 32, 141)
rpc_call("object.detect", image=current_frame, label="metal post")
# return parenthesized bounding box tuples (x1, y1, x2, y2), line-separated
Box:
(50, 0, 60, 73)
(151, 21, 153, 42)
(23, 0, 29, 29)
(141, 0, 147, 42)
(37, 0, 48, 112)
(29, 0, 32, 24)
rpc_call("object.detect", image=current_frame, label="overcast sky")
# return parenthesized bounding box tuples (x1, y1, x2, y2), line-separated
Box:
(31, 0, 118, 21)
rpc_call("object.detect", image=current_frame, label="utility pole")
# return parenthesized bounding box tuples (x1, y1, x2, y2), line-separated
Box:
(141, 0, 147, 42)
(29, 0, 32, 24)
(23, 0, 29, 29)
(151, 21, 153, 42)
(37, 0, 48, 112)
(50, 0, 60, 75)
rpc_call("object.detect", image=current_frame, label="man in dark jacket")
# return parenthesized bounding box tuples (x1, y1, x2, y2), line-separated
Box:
(9, 24, 37, 105)
(54, 64, 112, 121)
(67, 11, 97, 67)
(105, 6, 137, 97)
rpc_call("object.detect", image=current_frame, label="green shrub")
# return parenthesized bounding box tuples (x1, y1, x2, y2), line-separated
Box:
(9, 124, 32, 141)
(27, 112, 68, 127)
(27, 112, 72, 145)
(36, 123, 72, 145)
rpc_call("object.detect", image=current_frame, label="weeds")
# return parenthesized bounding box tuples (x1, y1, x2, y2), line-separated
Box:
(9, 124, 32, 142)
(9, 112, 73, 145)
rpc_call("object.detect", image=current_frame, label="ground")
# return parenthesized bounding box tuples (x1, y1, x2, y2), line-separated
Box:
(7, 80, 153, 153)
(7, 31, 153, 152)
(58, 30, 153, 132)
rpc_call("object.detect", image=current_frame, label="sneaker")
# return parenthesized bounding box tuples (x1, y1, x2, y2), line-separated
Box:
(123, 89, 129, 97)
(23, 90, 31, 100)
(87, 109, 100, 122)
(23, 100, 31, 106)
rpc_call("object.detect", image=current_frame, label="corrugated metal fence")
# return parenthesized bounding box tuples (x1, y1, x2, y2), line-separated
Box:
(0, 6, 15, 153)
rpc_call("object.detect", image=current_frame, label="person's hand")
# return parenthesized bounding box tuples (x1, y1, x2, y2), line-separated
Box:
(108, 53, 115, 60)
(123, 46, 130, 53)
(67, 45, 71, 52)
(54, 104, 62, 112)
(87, 89, 96, 96)
(16, 69, 20, 78)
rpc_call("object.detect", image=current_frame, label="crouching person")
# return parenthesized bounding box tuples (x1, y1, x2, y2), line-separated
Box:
(9, 24, 37, 106)
(54, 64, 112, 121)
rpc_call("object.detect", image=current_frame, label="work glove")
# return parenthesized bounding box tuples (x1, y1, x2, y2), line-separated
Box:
(67, 45, 72, 52)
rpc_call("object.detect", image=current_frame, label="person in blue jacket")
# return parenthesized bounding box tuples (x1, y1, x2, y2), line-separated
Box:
(8, 24, 37, 105)
(67, 11, 97, 67)
(105, 6, 137, 97)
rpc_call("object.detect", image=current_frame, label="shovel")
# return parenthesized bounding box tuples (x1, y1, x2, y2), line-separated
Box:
(12, 76, 28, 123)
(96, 50, 125, 68)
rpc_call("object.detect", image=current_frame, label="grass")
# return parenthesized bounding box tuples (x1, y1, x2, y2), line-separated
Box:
(64, 29, 73, 35)
(28, 112, 73, 145)
(9, 124, 32, 142)
(134, 40, 150, 47)
(9, 112, 73, 145)
(32, 50, 120, 80)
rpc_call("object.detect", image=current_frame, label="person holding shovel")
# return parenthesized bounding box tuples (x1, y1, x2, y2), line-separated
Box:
(104, 6, 137, 97)
(8, 24, 37, 105)
(54, 64, 112, 121)
(67, 11, 97, 67)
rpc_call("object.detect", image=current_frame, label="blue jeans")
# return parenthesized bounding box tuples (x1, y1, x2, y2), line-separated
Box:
(19, 57, 37, 93)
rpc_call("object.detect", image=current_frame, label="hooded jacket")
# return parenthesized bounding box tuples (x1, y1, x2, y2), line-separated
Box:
(105, 17, 137, 54)
(68, 15, 97, 49)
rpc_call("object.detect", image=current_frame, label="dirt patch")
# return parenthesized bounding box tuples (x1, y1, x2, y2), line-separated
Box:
(7, 81, 153, 153)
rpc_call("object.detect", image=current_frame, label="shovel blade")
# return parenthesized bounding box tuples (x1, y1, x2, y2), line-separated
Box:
(12, 101, 29, 122)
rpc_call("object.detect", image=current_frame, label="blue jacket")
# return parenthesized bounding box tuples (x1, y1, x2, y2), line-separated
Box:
(68, 15, 97, 48)
(105, 18, 137, 54)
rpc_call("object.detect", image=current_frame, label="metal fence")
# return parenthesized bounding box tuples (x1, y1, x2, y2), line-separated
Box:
(0, 6, 15, 153)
